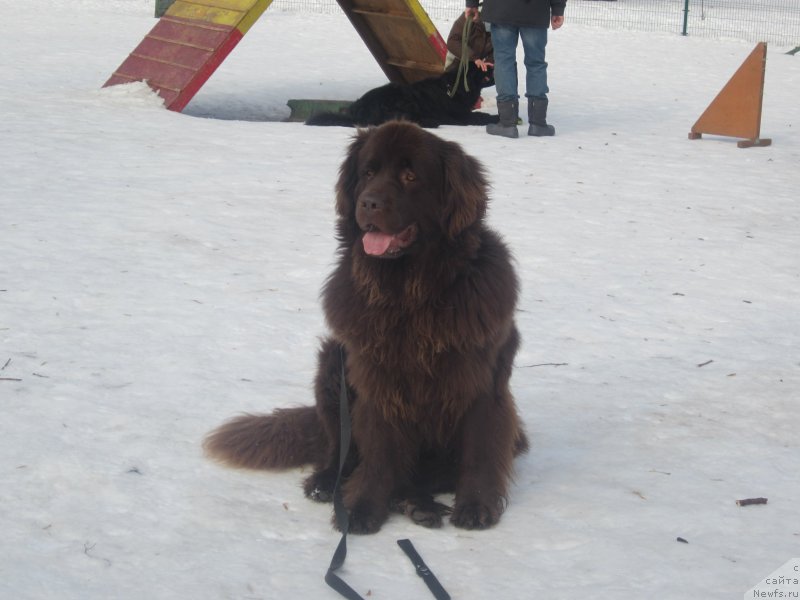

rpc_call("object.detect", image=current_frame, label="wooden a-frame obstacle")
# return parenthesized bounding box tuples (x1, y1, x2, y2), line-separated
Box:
(688, 42, 771, 148)
(103, 0, 446, 113)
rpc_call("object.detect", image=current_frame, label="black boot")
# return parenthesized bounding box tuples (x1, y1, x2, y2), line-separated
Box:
(487, 99, 519, 138)
(528, 96, 555, 137)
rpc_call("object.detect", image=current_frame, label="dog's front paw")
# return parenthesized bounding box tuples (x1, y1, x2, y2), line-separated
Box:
(450, 498, 503, 530)
(333, 499, 388, 534)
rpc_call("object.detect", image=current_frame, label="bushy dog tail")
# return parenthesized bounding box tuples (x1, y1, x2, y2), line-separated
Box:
(203, 407, 326, 470)
(305, 112, 358, 127)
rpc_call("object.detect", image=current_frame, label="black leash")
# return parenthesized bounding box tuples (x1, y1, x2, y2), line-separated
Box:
(324, 349, 362, 600)
(324, 348, 451, 600)
(449, 16, 473, 98)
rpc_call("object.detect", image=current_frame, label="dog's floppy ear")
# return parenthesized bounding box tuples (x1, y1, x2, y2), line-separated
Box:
(335, 128, 371, 219)
(440, 140, 489, 239)
(333, 128, 372, 243)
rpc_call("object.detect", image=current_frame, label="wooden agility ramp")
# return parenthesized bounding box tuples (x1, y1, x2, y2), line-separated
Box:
(104, 0, 273, 112)
(336, 0, 446, 84)
(103, 0, 446, 112)
(688, 42, 771, 148)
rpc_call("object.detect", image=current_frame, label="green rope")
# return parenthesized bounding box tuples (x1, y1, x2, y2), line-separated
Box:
(448, 16, 473, 98)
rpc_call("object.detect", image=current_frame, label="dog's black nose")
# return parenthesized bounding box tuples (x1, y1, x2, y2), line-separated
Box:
(359, 193, 384, 212)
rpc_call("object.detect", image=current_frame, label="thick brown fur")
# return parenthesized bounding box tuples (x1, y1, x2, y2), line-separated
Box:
(204, 121, 528, 534)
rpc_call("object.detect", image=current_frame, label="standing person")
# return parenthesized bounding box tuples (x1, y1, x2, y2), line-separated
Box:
(465, 0, 566, 139)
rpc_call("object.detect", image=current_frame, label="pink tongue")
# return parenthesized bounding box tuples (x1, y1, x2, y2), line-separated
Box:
(363, 231, 393, 256)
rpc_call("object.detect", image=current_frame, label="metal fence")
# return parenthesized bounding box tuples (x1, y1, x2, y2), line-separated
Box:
(270, 0, 800, 47)
(568, 0, 800, 47)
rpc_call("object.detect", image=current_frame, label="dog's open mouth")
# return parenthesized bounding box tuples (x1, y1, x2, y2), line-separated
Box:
(362, 223, 418, 257)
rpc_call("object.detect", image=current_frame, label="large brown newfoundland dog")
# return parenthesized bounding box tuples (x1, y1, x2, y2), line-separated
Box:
(205, 121, 528, 534)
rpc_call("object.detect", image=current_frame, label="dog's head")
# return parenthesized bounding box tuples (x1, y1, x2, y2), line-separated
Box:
(334, 121, 489, 259)
(464, 59, 495, 90)
(444, 61, 495, 107)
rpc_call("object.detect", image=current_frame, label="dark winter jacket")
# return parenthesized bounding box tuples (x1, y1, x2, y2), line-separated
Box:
(466, 0, 566, 29)
(446, 13, 494, 67)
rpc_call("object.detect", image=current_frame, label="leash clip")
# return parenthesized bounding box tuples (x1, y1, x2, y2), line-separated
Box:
(397, 539, 451, 600)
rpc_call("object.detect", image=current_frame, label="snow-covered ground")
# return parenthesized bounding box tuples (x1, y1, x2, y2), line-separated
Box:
(1, 1, 798, 598)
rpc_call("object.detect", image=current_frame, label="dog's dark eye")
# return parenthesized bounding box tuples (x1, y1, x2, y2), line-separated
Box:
(363, 168, 375, 179)
(402, 169, 416, 183)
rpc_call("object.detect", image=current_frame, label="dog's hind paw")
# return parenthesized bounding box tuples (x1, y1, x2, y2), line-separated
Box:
(303, 470, 336, 503)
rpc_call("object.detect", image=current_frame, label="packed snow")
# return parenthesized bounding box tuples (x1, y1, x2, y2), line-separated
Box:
(1, 1, 798, 599)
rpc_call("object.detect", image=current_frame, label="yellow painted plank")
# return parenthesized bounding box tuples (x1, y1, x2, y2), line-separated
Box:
(404, 0, 437, 37)
(351, 8, 415, 20)
(237, 0, 274, 35)
(167, 0, 246, 26)
(171, 0, 259, 10)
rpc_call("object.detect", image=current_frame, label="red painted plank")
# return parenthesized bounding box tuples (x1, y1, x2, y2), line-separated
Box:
(104, 74, 133, 86)
(112, 54, 197, 92)
(170, 28, 243, 111)
(104, 14, 246, 111)
(156, 89, 181, 107)
(134, 37, 214, 71)
(150, 17, 231, 51)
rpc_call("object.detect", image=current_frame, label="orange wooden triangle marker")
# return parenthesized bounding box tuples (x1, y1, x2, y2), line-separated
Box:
(689, 42, 772, 148)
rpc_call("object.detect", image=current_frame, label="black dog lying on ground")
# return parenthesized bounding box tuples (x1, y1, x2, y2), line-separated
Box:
(306, 62, 498, 128)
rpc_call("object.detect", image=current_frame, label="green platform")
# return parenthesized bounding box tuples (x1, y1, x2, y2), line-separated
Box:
(286, 99, 354, 122)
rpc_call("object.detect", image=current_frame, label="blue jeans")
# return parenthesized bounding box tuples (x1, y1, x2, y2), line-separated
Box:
(488, 23, 549, 103)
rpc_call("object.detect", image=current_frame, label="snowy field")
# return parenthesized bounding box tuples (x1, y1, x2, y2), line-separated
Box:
(1, 1, 798, 599)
